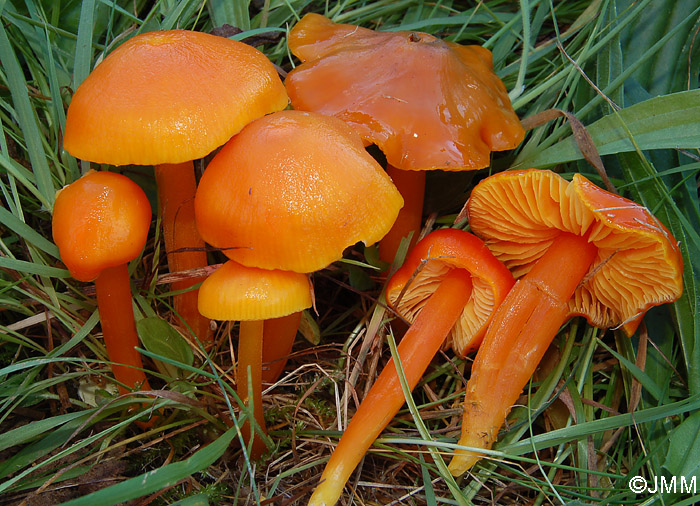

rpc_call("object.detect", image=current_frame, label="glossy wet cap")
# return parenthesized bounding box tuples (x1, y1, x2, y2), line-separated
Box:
(386, 228, 515, 355)
(285, 13, 525, 171)
(467, 169, 683, 333)
(52, 170, 152, 282)
(198, 261, 312, 321)
(195, 110, 404, 273)
(64, 29, 288, 166)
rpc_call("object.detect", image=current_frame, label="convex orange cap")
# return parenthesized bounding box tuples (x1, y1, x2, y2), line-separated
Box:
(52, 171, 151, 282)
(195, 110, 404, 273)
(198, 261, 312, 321)
(64, 29, 288, 166)
(467, 169, 683, 332)
(386, 228, 515, 355)
(285, 13, 525, 171)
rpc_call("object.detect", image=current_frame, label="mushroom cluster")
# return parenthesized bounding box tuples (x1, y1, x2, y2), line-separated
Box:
(194, 109, 403, 456)
(57, 26, 404, 451)
(307, 167, 683, 503)
(64, 29, 288, 344)
(58, 29, 294, 421)
(279, 17, 683, 503)
(285, 13, 525, 264)
(308, 228, 515, 506)
(53, 18, 685, 506)
(58, 26, 404, 453)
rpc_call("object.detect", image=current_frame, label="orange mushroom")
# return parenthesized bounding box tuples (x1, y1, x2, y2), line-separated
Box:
(449, 169, 684, 475)
(198, 260, 312, 457)
(285, 13, 524, 264)
(52, 170, 152, 393)
(195, 109, 403, 457)
(307, 228, 514, 505)
(64, 29, 288, 344)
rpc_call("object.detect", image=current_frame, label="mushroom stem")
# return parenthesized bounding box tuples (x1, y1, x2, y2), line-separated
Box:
(448, 232, 597, 475)
(261, 312, 302, 384)
(154, 162, 211, 343)
(309, 268, 473, 506)
(94, 263, 150, 393)
(237, 319, 268, 459)
(379, 166, 425, 266)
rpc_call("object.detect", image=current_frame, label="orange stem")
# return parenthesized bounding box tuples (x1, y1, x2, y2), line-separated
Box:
(238, 320, 268, 459)
(448, 233, 598, 475)
(94, 264, 150, 393)
(261, 311, 302, 384)
(379, 166, 425, 267)
(309, 268, 473, 506)
(154, 162, 211, 343)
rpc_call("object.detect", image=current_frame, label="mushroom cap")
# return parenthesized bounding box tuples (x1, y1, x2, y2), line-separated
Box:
(467, 169, 683, 331)
(52, 170, 152, 282)
(64, 29, 288, 166)
(195, 110, 404, 273)
(285, 13, 525, 172)
(386, 228, 515, 356)
(198, 261, 312, 321)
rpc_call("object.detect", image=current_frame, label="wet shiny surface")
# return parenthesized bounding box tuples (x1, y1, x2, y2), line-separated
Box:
(195, 110, 404, 273)
(64, 29, 288, 165)
(198, 260, 312, 321)
(52, 170, 152, 282)
(286, 13, 525, 171)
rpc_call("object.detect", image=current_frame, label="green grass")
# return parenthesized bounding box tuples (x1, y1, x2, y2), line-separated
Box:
(1, 0, 699, 504)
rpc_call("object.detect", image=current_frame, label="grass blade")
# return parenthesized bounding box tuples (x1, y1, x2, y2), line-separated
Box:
(0, 411, 86, 453)
(0, 21, 55, 209)
(72, 0, 95, 89)
(208, 0, 251, 30)
(57, 425, 239, 506)
(0, 257, 68, 277)
(0, 205, 60, 258)
(517, 89, 700, 168)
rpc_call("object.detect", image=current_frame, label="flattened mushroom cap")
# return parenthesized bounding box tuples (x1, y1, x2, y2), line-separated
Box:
(64, 29, 288, 166)
(285, 13, 524, 172)
(467, 169, 683, 332)
(386, 229, 515, 355)
(195, 110, 404, 273)
(198, 261, 312, 321)
(52, 171, 152, 282)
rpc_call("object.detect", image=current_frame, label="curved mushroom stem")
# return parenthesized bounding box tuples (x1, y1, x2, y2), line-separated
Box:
(448, 232, 597, 476)
(379, 166, 425, 267)
(154, 162, 211, 344)
(309, 268, 473, 506)
(261, 312, 302, 384)
(94, 263, 150, 393)
(238, 320, 268, 459)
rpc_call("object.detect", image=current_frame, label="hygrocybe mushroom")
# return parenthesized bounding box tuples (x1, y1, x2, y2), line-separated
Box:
(52, 170, 152, 394)
(450, 169, 684, 475)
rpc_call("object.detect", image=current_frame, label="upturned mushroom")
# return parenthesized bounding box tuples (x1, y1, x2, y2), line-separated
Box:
(64, 29, 288, 344)
(308, 228, 514, 506)
(198, 260, 312, 457)
(52, 170, 152, 393)
(285, 13, 524, 264)
(195, 109, 403, 457)
(449, 169, 684, 475)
